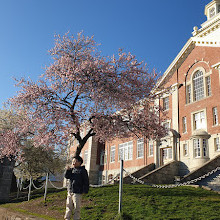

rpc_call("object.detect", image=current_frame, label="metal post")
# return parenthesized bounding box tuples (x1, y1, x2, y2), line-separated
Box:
(118, 160, 123, 214)
(28, 176, 32, 201)
(44, 173, 49, 202)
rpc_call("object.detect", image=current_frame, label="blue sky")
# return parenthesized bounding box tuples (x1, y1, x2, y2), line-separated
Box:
(0, 0, 210, 108)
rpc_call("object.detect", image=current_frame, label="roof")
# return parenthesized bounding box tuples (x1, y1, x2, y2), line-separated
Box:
(157, 5, 220, 89)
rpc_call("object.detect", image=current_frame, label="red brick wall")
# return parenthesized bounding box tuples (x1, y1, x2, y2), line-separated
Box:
(102, 137, 150, 171)
(176, 46, 220, 140)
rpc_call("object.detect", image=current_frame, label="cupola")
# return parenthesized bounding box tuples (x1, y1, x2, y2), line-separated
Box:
(205, 0, 220, 20)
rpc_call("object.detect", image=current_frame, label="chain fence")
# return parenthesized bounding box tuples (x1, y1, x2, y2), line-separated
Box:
(15, 171, 120, 201)
(48, 178, 66, 190)
(123, 166, 220, 188)
(90, 173, 120, 188)
(32, 180, 46, 190)
(15, 165, 220, 202)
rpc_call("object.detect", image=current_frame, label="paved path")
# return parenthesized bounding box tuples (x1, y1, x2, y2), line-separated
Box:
(0, 207, 44, 220)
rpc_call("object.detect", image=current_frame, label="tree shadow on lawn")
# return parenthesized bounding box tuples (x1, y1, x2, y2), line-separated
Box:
(2, 188, 66, 204)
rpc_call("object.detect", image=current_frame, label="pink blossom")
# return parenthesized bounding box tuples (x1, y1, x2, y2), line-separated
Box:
(8, 32, 166, 157)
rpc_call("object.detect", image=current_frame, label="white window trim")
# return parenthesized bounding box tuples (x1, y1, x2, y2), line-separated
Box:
(163, 96, 169, 111)
(137, 139, 144, 159)
(118, 141, 133, 161)
(212, 107, 219, 126)
(193, 138, 209, 158)
(214, 137, 220, 151)
(186, 84, 191, 104)
(182, 116, 187, 134)
(186, 67, 212, 105)
(162, 147, 172, 160)
(183, 143, 188, 157)
(148, 142, 154, 157)
(110, 146, 116, 163)
(191, 108, 207, 131)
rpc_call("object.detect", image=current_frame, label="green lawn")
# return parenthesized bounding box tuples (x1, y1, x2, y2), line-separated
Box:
(1, 185, 220, 220)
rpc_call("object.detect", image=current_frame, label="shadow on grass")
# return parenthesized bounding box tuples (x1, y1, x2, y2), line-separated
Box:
(2, 188, 66, 204)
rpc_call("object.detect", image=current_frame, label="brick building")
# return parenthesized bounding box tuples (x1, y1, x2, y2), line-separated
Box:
(68, 0, 220, 185)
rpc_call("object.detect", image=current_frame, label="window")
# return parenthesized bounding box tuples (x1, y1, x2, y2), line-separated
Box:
(186, 69, 211, 104)
(193, 139, 208, 158)
(209, 6, 216, 18)
(193, 70, 204, 101)
(182, 117, 187, 133)
(203, 139, 207, 157)
(137, 139, 144, 158)
(163, 149, 168, 160)
(100, 150, 106, 165)
(84, 150, 88, 165)
(163, 97, 169, 111)
(168, 148, 172, 159)
(193, 139, 201, 157)
(213, 107, 218, 126)
(193, 111, 205, 130)
(218, 5, 220, 13)
(110, 146, 115, 163)
(118, 141, 133, 161)
(206, 76, 211, 96)
(163, 148, 172, 160)
(183, 144, 188, 156)
(163, 121, 170, 131)
(149, 143, 154, 157)
(186, 85, 191, 104)
(214, 137, 220, 151)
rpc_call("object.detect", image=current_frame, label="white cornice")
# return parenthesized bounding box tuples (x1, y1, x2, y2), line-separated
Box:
(157, 5, 220, 89)
(201, 14, 220, 29)
(212, 62, 220, 69)
(156, 38, 194, 88)
(193, 15, 220, 37)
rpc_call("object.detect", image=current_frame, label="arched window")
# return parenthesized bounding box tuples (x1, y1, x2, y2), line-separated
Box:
(193, 70, 204, 101)
(186, 68, 211, 104)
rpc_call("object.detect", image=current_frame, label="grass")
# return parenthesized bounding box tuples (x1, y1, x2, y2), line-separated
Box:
(1, 185, 220, 219)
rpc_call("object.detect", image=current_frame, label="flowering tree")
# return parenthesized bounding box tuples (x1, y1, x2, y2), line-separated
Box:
(0, 109, 67, 180)
(10, 32, 166, 157)
(0, 109, 23, 159)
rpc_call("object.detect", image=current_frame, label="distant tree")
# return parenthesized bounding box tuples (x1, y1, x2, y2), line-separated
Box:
(14, 140, 67, 180)
(10, 32, 166, 157)
(0, 108, 67, 182)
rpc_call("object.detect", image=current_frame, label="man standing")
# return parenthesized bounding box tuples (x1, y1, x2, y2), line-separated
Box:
(64, 156, 89, 220)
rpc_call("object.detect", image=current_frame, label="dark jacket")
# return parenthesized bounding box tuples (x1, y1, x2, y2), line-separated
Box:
(65, 166, 89, 194)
